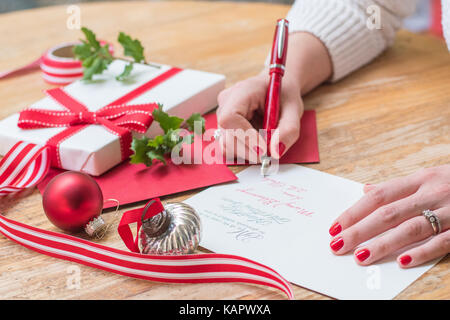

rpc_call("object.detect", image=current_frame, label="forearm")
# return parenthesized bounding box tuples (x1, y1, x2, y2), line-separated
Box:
(283, 32, 332, 95)
(259, 32, 332, 95)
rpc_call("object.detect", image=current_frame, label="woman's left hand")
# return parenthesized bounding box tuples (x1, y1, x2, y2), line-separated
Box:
(329, 165, 450, 268)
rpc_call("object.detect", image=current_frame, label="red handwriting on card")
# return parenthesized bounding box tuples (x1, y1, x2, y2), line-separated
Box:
(236, 177, 316, 218)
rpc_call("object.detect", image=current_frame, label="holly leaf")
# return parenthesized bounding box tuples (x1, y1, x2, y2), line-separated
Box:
(81, 54, 95, 68)
(73, 42, 94, 60)
(186, 113, 205, 134)
(152, 106, 184, 134)
(99, 44, 113, 60)
(81, 27, 101, 49)
(130, 108, 202, 166)
(116, 62, 134, 81)
(146, 150, 166, 165)
(74, 28, 148, 82)
(83, 56, 104, 80)
(130, 137, 150, 165)
(118, 32, 146, 63)
(165, 129, 184, 149)
(74, 28, 113, 81)
(147, 135, 164, 149)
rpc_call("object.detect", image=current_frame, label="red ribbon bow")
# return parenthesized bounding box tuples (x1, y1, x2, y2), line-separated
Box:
(17, 67, 182, 169)
(19, 89, 157, 132)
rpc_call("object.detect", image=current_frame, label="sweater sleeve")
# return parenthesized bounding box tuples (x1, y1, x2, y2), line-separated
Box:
(285, 0, 417, 81)
(443, 0, 450, 50)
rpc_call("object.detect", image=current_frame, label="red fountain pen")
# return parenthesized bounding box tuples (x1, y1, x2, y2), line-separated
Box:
(261, 19, 289, 176)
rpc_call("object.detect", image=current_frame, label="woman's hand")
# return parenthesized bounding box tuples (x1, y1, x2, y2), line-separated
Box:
(216, 32, 332, 162)
(329, 165, 450, 268)
(216, 74, 303, 162)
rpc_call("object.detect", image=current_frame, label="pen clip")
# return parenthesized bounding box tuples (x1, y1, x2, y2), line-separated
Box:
(276, 19, 288, 61)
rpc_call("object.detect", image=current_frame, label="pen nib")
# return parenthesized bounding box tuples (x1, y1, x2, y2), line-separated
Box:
(261, 157, 271, 177)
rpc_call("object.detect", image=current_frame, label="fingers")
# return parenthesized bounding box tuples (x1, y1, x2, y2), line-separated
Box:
(217, 99, 266, 162)
(217, 76, 304, 161)
(329, 166, 450, 268)
(329, 174, 423, 236)
(217, 77, 267, 121)
(363, 184, 375, 193)
(218, 127, 258, 164)
(217, 126, 265, 164)
(398, 228, 450, 268)
(330, 192, 437, 255)
(269, 93, 303, 160)
(352, 207, 450, 265)
(217, 78, 267, 161)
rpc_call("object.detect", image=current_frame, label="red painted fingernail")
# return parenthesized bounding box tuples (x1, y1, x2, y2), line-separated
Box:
(355, 249, 370, 262)
(399, 255, 412, 266)
(330, 237, 344, 251)
(329, 222, 342, 236)
(253, 146, 264, 155)
(277, 143, 286, 157)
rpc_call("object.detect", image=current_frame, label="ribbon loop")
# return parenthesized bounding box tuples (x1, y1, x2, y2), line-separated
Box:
(118, 198, 165, 253)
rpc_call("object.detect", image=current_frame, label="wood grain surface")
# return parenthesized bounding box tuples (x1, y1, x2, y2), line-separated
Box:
(0, 1, 449, 300)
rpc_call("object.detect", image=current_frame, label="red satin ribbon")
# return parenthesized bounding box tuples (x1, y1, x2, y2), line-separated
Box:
(118, 199, 165, 253)
(17, 67, 183, 168)
(0, 57, 41, 80)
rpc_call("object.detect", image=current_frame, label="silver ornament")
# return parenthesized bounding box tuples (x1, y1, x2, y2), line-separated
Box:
(138, 201, 202, 255)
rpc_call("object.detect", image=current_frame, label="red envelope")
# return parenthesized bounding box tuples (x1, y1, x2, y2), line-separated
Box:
(204, 110, 320, 164)
(38, 160, 237, 209)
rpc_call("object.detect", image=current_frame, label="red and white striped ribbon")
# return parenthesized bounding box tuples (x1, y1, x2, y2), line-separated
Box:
(40, 42, 113, 85)
(0, 42, 113, 85)
(0, 141, 50, 196)
(0, 141, 294, 299)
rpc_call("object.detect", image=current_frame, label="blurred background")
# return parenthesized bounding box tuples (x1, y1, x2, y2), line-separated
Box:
(1, 0, 295, 13)
(0, 0, 444, 37)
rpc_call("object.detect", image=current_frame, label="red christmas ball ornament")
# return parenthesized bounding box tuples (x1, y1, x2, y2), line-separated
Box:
(42, 171, 105, 236)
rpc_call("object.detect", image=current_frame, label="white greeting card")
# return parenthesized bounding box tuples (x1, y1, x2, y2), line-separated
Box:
(184, 165, 441, 299)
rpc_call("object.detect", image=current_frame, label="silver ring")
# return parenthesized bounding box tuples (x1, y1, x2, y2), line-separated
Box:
(213, 128, 222, 140)
(422, 210, 441, 235)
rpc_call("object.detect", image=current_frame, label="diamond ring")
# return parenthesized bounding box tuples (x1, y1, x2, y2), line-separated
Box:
(422, 210, 442, 235)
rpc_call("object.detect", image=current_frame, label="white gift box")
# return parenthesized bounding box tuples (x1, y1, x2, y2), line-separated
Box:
(0, 60, 225, 176)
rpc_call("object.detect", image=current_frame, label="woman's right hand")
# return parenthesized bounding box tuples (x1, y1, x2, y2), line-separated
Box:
(216, 72, 304, 163)
(216, 31, 332, 163)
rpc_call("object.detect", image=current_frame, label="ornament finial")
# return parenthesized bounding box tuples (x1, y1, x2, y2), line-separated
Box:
(85, 216, 106, 236)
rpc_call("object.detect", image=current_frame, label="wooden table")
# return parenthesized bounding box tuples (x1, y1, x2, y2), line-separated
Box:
(0, 1, 449, 300)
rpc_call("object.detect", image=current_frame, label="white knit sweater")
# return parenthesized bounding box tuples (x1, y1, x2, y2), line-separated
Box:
(286, 0, 450, 81)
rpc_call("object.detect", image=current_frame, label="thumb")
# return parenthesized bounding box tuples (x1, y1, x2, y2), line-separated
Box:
(269, 98, 303, 159)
